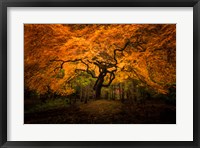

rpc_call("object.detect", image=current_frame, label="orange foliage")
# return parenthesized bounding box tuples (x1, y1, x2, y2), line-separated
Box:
(24, 24, 176, 95)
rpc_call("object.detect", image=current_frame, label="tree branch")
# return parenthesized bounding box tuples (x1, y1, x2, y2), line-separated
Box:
(50, 59, 82, 71)
(113, 40, 130, 64)
(80, 60, 98, 78)
(102, 72, 115, 87)
(50, 58, 98, 78)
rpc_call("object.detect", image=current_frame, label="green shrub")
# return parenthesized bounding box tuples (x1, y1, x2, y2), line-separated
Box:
(25, 98, 69, 113)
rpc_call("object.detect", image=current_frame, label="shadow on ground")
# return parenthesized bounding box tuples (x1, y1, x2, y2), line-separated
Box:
(24, 99, 176, 124)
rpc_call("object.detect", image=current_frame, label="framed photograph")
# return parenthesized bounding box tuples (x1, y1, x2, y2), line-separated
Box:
(0, 0, 199, 147)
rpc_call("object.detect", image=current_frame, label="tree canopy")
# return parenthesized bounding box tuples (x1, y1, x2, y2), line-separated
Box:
(24, 24, 176, 97)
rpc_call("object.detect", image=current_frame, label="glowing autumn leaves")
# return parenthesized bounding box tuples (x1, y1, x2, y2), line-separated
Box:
(24, 24, 176, 96)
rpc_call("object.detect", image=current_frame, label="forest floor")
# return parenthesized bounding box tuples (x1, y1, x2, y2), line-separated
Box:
(24, 99, 176, 124)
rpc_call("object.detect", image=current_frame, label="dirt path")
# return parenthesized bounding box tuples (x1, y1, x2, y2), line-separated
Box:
(24, 99, 176, 124)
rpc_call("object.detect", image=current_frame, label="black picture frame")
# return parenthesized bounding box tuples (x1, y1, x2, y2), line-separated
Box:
(0, 0, 199, 147)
